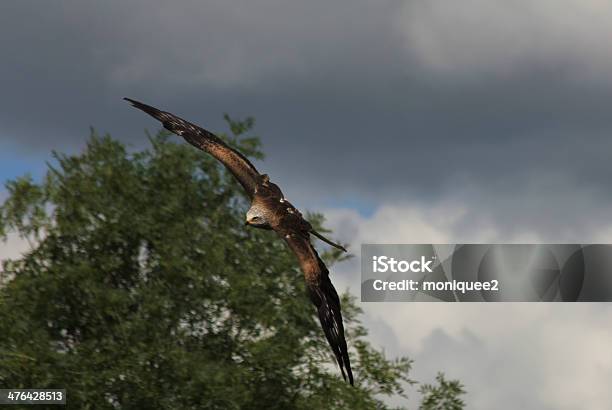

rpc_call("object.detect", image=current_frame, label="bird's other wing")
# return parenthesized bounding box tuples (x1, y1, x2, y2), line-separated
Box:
(125, 98, 261, 197)
(283, 232, 354, 385)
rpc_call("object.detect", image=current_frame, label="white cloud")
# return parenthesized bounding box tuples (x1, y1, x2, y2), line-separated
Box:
(323, 200, 612, 409)
(0, 189, 31, 262)
(395, 0, 612, 81)
(0, 232, 30, 261)
(322, 200, 556, 247)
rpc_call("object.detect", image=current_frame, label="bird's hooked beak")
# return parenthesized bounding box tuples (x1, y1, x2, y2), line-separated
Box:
(244, 219, 251, 226)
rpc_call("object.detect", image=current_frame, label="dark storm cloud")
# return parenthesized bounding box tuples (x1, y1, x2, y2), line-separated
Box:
(2, 0, 612, 208)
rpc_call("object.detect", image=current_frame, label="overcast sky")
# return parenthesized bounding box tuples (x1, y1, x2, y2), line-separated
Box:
(2, 1, 612, 408)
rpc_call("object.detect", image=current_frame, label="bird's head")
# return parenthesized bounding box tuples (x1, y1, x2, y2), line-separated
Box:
(245, 206, 271, 229)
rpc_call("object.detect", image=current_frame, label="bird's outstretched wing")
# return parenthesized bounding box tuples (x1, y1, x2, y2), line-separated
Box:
(125, 98, 261, 197)
(284, 232, 354, 385)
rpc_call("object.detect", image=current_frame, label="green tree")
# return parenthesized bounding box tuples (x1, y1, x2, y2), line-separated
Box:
(0, 117, 465, 409)
(419, 373, 466, 410)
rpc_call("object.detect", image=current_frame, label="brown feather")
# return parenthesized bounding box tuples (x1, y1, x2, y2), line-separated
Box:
(283, 232, 354, 386)
(124, 98, 260, 197)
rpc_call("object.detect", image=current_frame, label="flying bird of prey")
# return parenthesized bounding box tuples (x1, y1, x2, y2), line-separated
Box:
(125, 98, 354, 385)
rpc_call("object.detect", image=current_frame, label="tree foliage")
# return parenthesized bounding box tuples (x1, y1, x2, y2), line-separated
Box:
(419, 373, 466, 410)
(0, 117, 465, 409)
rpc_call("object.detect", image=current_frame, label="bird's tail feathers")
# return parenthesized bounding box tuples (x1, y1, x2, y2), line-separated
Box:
(310, 229, 347, 252)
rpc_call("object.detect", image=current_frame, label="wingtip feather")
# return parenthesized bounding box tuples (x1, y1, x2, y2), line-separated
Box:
(123, 97, 149, 111)
(123, 97, 167, 123)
